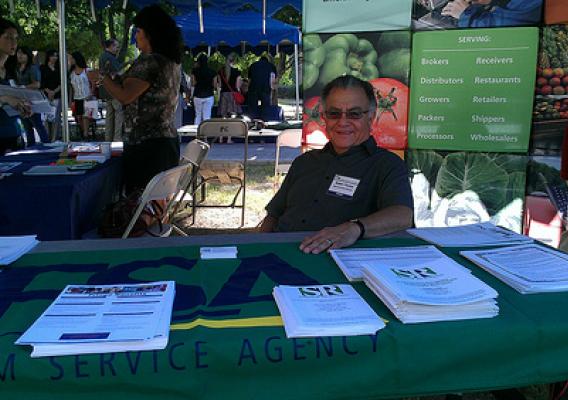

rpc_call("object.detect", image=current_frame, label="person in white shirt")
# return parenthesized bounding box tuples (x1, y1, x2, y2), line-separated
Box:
(69, 51, 92, 139)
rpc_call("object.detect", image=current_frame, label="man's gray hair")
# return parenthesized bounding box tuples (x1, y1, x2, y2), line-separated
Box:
(321, 75, 377, 116)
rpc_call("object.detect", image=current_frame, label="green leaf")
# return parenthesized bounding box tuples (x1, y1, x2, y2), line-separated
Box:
(435, 152, 509, 213)
(406, 149, 443, 189)
(505, 171, 527, 206)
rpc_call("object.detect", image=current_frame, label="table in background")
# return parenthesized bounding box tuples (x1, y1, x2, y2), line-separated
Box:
(182, 105, 284, 125)
(178, 124, 285, 142)
(0, 151, 122, 241)
(1, 233, 567, 399)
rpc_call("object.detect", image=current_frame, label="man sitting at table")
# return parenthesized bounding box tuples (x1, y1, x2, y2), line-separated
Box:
(259, 75, 413, 254)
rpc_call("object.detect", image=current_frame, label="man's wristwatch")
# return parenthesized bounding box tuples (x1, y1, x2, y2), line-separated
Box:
(351, 219, 365, 240)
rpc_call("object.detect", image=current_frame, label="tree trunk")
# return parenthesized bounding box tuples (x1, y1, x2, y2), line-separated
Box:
(108, 10, 116, 40)
(118, 12, 132, 63)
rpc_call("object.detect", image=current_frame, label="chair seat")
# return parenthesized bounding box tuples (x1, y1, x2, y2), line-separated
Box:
(200, 160, 244, 184)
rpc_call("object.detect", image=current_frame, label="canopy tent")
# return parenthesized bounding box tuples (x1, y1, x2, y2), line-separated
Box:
(124, 0, 300, 15)
(174, 9, 301, 118)
(174, 9, 299, 47)
(3, 0, 301, 140)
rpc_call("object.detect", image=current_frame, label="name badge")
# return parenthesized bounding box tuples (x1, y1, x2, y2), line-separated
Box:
(328, 174, 360, 199)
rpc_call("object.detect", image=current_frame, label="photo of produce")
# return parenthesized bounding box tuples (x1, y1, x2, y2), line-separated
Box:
(406, 149, 527, 232)
(302, 31, 411, 150)
(533, 25, 568, 121)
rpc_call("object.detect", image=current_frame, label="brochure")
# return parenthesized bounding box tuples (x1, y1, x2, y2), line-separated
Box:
(273, 284, 385, 338)
(0, 235, 39, 265)
(329, 245, 470, 281)
(460, 244, 568, 294)
(407, 222, 533, 247)
(16, 281, 175, 357)
(362, 256, 498, 323)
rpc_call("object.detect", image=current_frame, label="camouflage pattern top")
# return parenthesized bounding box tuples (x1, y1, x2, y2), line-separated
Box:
(122, 53, 181, 145)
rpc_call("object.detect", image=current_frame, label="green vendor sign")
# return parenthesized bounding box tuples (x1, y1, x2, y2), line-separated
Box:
(408, 27, 539, 152)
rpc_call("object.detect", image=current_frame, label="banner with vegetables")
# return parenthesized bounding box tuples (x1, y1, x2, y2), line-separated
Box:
(303, 0, 412, 33)
(408, 27, 538, 153)
(407, 149, 528, 233)
(303, 31, 411, 150)
(533, 25, 568, 121)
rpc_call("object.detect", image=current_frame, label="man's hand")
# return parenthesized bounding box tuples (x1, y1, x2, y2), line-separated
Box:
(441, 0, 469, 18)
(299, 222, 360, 254)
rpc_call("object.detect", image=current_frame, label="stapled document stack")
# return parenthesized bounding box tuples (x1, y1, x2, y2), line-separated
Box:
(460, 244, 568, 294)
(407, 222, 533, 247)
(273, 284, 385, 338)
(362, 256, 498, 324)
(0, 235, 39, 265)
(16, 281, 175, 357)
(329, 245, 470, 281)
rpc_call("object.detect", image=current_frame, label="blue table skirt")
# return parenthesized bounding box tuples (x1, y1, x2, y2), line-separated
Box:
(0, 153, 122, 241)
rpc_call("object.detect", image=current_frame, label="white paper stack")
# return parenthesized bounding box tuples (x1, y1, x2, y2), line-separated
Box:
(273, 284, 385, 338)
(330, 245, 470, 281)
(0, 235, 39, 265)
(407, 222, 533, 247)
(16, 281, 175, 357)
(461, 244, 568, 294)
(362, 256, 498, 324)
(200, 246, 238, 259)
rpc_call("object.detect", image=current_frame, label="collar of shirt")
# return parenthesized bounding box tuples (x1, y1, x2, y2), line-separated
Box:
(322, 135, 378, 157)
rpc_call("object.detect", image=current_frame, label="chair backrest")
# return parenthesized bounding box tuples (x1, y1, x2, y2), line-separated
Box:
(275, 129, 302, 175)
(122, 164, 191, 238)
(197, 118, 248, 139)
(181, 139, 210, 167)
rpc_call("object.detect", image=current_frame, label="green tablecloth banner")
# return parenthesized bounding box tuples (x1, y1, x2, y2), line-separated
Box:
(1, 238, 568, 399)
(302, 0, 412, 33)
(408, 27, 539, 152)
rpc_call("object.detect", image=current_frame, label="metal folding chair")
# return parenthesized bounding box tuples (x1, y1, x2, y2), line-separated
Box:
(165, 139, 210, 235)
(122, 164, 191, 238)
(194, 118, 248, 226)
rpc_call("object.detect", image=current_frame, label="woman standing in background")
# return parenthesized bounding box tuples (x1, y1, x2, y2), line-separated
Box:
(217, 52, 242, 143)
(40, 49, 61, 141)
(69, 51, 92, 139)
(88, 5, 183, 194)
(191, 53, 218, 126)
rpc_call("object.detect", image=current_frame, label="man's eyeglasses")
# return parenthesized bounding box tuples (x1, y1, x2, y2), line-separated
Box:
(324, 109, 370, 120)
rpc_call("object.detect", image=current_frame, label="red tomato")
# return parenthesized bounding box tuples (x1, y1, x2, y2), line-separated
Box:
(302, 96, 327, 144)
(369, 78, 409, 150)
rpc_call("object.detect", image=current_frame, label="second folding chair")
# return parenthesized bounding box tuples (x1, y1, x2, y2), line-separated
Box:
(194, 118, 249, 226)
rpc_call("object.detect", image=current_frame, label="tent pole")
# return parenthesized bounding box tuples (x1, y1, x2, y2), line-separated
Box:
(294, 43, 300, 120)
(198, 0, 204, 33)
(90, 0, 96, 21)
(262, 0, 266, 35)
(57, 0, 70, 142)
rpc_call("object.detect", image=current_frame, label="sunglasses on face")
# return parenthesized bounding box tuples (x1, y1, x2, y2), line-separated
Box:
(324, 109, 370, 120)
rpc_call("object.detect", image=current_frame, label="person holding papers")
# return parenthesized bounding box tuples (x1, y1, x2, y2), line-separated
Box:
(259, 75, 413, 253)
(0, 17, 31, 155)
